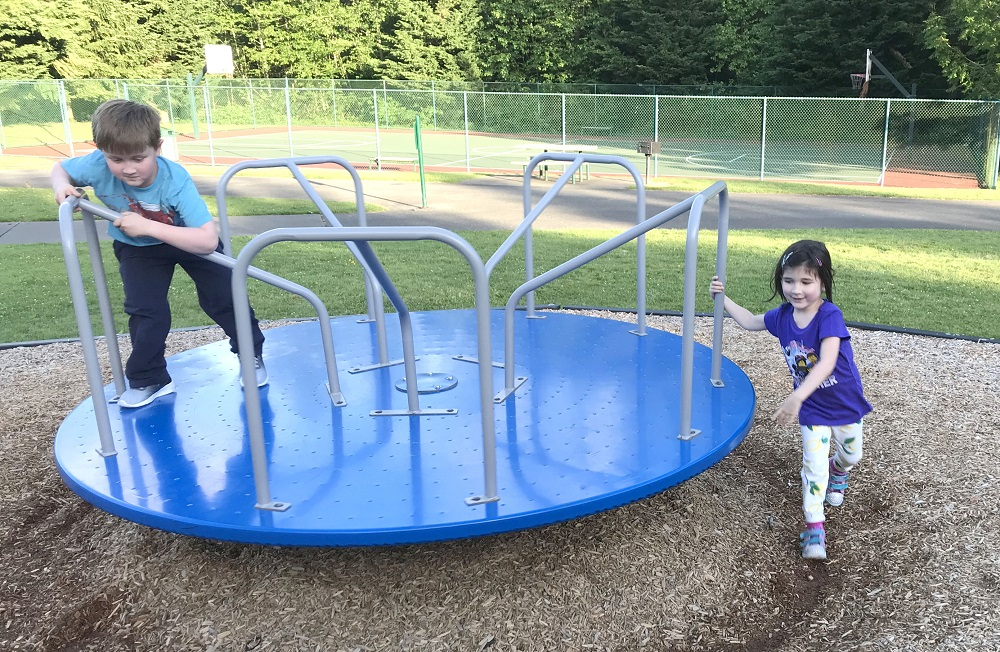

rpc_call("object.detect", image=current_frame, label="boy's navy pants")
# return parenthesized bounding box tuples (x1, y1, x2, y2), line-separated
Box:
(113, 240, 265, 387)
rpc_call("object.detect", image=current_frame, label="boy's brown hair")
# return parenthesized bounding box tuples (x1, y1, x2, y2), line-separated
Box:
(91, 100, 162, 155)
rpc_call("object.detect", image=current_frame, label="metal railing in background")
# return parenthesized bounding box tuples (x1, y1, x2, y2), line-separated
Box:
(7, 78, 997, 188)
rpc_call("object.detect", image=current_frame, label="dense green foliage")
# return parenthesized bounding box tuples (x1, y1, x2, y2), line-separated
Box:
(0, 0, 995, 98)
(923, 0, 1000, 99)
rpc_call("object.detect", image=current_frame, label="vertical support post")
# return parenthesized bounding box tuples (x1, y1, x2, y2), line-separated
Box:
(759, 97, 768, 181)
(382, 80, 389, 128)
(373, 89, 382, 169)
(330, 79, 337, 128)
(58, 204, 118, 457)
(0, 110, 5, 154)
(249, 78, 257, 129)
(463, 91, 470, 172)
(203, 85, 215, 166)
(907, 85, 916, 147)
(187, 72, 200, 138)
(284, 77, 294, 157)
(57, 80, 75, 157)
(711, 189, 730, 385)
(992, 103, 1000, 190)
(678, 195, 706, 440)
(880, 99, 891, 187)
(431, 80, 437, 129)
(415, 116, 427, 208)
(561, 94, 566, 145)
(653, 95, 659, 178)
(165, 80, 175, 132)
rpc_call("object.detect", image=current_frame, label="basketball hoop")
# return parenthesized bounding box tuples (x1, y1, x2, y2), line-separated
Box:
(850, 74, 866, 90)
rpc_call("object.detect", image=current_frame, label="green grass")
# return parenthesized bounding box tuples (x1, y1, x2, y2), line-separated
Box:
(0, 188, 382, 222)
(645, 177, 1000, 201)
(1, 228, 997, 344)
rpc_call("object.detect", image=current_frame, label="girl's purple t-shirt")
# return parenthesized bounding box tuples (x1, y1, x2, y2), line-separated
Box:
(764, 301, 873, 426)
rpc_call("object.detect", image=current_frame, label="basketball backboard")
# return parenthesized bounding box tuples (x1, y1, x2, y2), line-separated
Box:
(204, 45, 234, 75)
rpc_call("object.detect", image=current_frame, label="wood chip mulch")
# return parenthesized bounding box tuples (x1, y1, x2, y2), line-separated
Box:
(1, 312, 997, 651)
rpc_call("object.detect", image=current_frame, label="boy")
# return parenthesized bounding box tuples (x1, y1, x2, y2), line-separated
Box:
(51, 99, 266, 408)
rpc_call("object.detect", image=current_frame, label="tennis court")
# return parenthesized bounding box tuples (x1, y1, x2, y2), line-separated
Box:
(167, 127, 885, 184)
(3, 79, 992, 187)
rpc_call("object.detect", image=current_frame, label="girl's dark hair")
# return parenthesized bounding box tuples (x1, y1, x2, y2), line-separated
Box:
(769, 240, 834, 302)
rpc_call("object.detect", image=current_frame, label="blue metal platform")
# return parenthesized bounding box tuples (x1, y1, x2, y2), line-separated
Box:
(55, 310, 755, 546)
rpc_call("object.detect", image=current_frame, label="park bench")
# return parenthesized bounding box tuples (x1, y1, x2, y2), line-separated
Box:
(511, 143, 597, 182)
(368, 156, 418, 171)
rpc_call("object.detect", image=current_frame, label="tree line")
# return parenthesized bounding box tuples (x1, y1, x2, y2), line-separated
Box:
(0, 0, 996, 98)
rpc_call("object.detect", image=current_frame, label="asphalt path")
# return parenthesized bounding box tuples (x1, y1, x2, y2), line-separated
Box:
(0, 170, 996, 244)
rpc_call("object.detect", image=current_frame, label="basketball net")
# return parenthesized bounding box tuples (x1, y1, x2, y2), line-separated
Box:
(850, 74, 869, 98)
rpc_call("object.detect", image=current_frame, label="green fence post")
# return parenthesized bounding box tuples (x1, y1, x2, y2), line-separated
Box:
(992, 103, 1000, 190)
(284, 77, 293, 157)
(249, 78, 257, 129)
(880, 99, 891, 187)
(330, 78, 337, 128)
(415, 115, 427, 208)
(187, 72, 200, 138)
(760, 98, 768, 181)
(165, 79, 175, 131)
(463, 91, 470, 173)
(58, 80, 75, 157)
(561, 94, 566, 145)
(980, 102, 1000, 190)
(373, 89, 382, 169)
(653, 95, 659, 178)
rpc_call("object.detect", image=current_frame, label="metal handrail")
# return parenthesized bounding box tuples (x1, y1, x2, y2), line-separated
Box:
(215, 156, 390, 366)
(230, 226, 500, 511)
(679, 181, 730, 440)
(498, 181, 731, 444)
(57, 197, 349, 457)
(485, 152, 651, 334)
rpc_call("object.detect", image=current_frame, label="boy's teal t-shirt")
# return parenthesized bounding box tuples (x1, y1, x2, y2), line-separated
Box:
(60, 149, 212, 246)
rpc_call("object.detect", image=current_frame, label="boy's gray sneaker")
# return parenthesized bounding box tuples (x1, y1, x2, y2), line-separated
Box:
(118, 381, 175, 409)
(239, 355, 268, 388)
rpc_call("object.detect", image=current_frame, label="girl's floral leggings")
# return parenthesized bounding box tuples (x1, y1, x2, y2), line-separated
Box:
(801, 420, 864, 524)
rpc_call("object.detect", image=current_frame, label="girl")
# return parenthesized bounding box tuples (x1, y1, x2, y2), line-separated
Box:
(709, 240, 872, 561)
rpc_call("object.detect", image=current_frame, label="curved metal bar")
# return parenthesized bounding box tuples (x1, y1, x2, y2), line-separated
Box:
(58, 199, 117, 457)
(679, 181, 730, 440)
(59, 198, 347, 457)
(77, 204, 126, 396)
(232, 226, 498, 510)
(214, 156, 389, 364)
(492, 153, 648, 332)
(214, 156, 368, 253)
(498, 191, 699, 398)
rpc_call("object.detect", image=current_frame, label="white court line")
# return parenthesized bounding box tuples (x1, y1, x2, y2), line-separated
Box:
(295, 140, 375, 150)
(436, 146, 532, 169)
(684, 150, 749, 170)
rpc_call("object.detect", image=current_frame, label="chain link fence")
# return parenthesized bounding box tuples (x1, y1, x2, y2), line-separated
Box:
(2, 78, 997, 188)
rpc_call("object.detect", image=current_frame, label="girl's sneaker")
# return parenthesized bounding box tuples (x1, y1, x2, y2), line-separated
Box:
(826, 459, 849, 507)
(800, 525, 827, 560)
